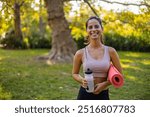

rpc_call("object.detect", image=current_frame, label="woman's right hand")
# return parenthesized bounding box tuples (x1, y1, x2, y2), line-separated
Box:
(81, 79, 88, 89)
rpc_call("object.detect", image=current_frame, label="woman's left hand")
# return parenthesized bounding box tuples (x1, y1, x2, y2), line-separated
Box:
(93, 82, 106, 94)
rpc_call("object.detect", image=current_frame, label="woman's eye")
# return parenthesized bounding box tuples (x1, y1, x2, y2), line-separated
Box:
(88, 26, 93, 29)
(95, 25, 99, 29)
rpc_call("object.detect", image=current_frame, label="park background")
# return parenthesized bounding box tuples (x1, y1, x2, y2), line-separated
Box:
(0, 0, 150, 99)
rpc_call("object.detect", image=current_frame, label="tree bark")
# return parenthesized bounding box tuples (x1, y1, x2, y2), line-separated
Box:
(39, 0, 45, 37)
(44, 0, 77, 63)
(14, 2, 23, 47)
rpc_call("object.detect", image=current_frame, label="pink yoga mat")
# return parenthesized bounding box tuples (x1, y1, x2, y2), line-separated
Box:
(108, 64, 124, 88)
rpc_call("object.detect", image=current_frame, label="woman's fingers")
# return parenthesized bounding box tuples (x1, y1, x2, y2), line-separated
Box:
(93, 83, 103, 94)
(82, 79, 88, 88)
(93, 84, 99, 94)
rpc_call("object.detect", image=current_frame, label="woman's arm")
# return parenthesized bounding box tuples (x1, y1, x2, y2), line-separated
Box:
(109, 47, 123, 74)
(72, 49, 87, 87)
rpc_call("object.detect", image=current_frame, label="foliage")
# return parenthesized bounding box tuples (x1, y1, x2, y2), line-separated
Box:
(0, 49, 149, 99)
(28, 30, 51, 49)
(0, 0, 51, 49)
(0, 0, 150, 51)
(0, 27, 51, 49)
(103, 10, 150, 51)
(0, 29, 24, 49)
(69, 2, 94, 40)
(67, 3, 150, 51)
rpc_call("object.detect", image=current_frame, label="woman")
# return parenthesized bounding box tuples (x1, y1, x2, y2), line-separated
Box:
(72, 16, 122, 100)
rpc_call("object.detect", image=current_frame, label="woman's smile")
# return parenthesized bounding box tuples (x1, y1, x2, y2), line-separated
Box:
(89, 31, 100, 39)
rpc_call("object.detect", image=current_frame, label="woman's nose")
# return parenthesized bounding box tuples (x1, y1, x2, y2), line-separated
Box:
(91, 28, 96, 32)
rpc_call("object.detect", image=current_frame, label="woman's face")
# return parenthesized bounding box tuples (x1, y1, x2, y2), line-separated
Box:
(86, 19, 103, 40)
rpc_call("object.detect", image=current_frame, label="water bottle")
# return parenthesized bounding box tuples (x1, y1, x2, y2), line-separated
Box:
(84, 68, 94, 93)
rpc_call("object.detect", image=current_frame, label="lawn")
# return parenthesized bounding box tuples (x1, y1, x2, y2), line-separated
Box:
(0, 49, 150, 100)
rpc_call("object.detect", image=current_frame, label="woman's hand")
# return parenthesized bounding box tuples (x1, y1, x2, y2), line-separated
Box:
(93, 82, 106, 94)
(81, 79, 88, 89)
(93, 81, 111, 94)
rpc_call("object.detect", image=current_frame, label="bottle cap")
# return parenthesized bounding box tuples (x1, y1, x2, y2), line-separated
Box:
(85, 68, 92, 74)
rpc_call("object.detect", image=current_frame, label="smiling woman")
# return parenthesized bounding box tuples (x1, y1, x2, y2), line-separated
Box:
(72, 16, 123, 100)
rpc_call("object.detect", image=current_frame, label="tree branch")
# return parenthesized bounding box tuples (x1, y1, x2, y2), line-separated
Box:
(100, 0, 150, 7)
(19, 1, 25, 7)
(63, 0, 150, 7)
(83, 0, 99, 17)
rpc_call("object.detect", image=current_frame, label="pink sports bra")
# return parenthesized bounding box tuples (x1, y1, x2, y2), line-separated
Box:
(83, 45, 110, 77)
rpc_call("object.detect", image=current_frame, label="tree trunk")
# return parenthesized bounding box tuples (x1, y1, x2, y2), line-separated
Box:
(39, 16, 45, 37)
(39, 0, 45, 37)
(14, 2, 23, 48)
(44, 0, 77, 63)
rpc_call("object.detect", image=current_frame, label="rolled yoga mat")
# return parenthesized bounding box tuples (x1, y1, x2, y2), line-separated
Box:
(108, 64, 124, 88)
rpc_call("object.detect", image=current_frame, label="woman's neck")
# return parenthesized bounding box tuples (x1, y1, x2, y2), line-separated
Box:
(89, 40, 103, 49)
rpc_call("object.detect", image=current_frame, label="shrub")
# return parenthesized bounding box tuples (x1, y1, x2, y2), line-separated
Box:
(0, 29, 51, 49)
(28, 32, 51, 49)
(104, 33, 150, 52)
(73, 33, 150, 52)
(0, 29, 23, 49)
(74, 36, 86, 49)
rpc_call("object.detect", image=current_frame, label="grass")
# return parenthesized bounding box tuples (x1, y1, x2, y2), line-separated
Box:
(0, 49, 150, 100)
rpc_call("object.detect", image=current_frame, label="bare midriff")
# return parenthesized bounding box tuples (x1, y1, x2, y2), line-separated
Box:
(93, 77, 108, 90)
(94, 77, 107, 84)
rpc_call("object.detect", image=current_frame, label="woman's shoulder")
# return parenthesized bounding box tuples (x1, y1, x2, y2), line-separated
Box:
(105, 45, 117, 55)
(74, 48, 85, 57)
